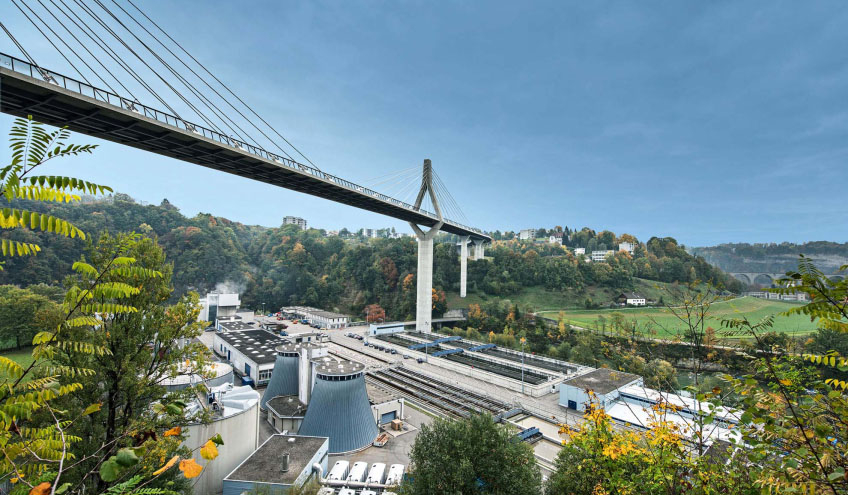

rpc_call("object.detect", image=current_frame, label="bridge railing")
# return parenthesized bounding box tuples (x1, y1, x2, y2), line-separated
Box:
(0, 52, 487, 237)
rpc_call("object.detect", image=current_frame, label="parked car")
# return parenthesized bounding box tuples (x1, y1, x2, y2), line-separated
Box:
(390, 349, 397, 355)
(403, 354, 410, 359)
(416, 358, 425, 364)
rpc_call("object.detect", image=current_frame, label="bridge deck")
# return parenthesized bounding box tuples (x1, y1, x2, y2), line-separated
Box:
(0, 53, 489, 241)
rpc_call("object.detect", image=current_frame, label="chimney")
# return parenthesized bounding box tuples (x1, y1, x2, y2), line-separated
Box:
(281, 452, 290, 473)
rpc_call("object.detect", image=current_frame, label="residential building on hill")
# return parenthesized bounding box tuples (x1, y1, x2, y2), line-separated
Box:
(283, 216, 307, 230)
(591, 250, 615, 262)
(519, 228, 537, 240)
(618, 242, 635, 255)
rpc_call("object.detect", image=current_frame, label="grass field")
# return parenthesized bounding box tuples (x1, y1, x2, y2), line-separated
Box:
(446, 279, 683, 312)
(537, 296, 817, 338)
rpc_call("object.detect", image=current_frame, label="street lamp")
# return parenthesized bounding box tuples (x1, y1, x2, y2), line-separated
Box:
(520, 337, 526, 394)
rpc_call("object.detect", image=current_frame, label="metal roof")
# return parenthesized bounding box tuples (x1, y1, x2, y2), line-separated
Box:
(298, 373, 378, 453)
(260, 353, 300, 410)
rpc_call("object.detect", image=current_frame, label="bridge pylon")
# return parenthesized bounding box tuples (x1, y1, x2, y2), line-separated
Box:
(409, 159, 443, 333)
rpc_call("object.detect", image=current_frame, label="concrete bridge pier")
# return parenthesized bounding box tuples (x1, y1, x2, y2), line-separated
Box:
(459, 236, 470, 298)
(409, 159, 443, 333)
(473, 239, 485, 260)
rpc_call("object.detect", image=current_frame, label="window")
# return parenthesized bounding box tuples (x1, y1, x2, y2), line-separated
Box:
(259, 369, 272, 381)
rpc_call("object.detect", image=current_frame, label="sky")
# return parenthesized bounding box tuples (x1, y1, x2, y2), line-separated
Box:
(2, 1, 847, 247)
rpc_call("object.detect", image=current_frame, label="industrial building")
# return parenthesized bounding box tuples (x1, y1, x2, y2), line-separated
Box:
(282, 306, 350, 329)
(213, 330, 289, 386)
(199, 292, 241, 326)
(559, 367, 740, 447)
(266, 395, 308, 433)
(161, 361, 233, 392)
(560, 368, 643, 411)
(222, 434, 328, 495)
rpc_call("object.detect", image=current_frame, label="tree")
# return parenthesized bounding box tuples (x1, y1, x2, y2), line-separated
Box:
(401, 413, 541, 495)
(54, 232, 210, 492)
(364, 303, 386, 323)
(0, 286, 58, 349)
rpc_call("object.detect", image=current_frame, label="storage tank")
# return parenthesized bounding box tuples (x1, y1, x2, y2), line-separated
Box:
(327, 460, 349, 483)
(260, 344, 299, 410)
(346, 462, 368, 483)
(366, 463, 386, 484)
(297, 360, 379, 454)
(385, 464, 405, 485)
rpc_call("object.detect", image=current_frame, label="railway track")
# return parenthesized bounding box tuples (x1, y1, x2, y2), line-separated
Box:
(367, 366, 508, 419)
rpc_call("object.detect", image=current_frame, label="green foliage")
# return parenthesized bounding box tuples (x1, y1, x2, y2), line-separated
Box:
(401, 413, 541, 495)
(1, 116, 109, 270)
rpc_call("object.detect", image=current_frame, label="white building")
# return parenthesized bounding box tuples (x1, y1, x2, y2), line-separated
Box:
(591, 250, 615, 262)
(560, 368, 740, 448)
(573, 247, 586, 256)
(282, 306, 350, 329)
(213, 330, 289, 386)
(560, 368, 643, 412)
(199, 293, 241, 327)
(362, 228, 377, 238)
(519, 228, 537, 240)
(283, 216, 307, 230)
(618, 292, 647, 306)
(618, 242, 635, 255)
(548, 235, 562, 245)
(222, 434, 329, 495)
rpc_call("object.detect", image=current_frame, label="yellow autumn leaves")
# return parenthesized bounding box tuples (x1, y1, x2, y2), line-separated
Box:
(150, 438, 219, 479)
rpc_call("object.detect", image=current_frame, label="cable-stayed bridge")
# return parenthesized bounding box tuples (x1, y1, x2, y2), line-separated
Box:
(0, 0, 489, 332)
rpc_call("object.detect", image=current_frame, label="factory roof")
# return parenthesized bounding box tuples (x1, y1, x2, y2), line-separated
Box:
(282, 306, 349, 319)
(562, 368, 641, 395)
(217, 330, 289, 365)
(315, 359, 364, 377)
(224, 434, 328, 485)
(266, 395, 308, 418)
(218, 320, 256, 332)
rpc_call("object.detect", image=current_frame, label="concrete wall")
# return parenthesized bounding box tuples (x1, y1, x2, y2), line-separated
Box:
(266, 409, 303, 434)
(185, 400, 259, 495)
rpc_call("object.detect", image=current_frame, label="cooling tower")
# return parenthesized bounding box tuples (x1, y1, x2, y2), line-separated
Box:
(297, 360, 378, 454)
(260, 344, 300, 410)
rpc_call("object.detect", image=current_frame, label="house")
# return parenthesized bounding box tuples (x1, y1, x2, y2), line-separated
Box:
(618, 242, 635, 255)
(591, 250, 615, 262)
(548, 235, 563, 245)
(573, 247, 586, 256)
(283, 216, 307, 230)
(519, 228, 537, 240)
(617, 292, 647, 306)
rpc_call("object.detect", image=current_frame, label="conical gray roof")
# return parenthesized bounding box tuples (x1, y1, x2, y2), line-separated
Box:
(298, 364, 378, 454)
(260, 352, 299, 410)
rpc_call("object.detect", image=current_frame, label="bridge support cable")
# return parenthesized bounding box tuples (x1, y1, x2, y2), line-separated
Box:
(40, 0, 139, 99)
(123, 0, 322, 171)
(11, 0, 96, 87)
(51, 0, 177, 115)
(109, 0, 302, 163)
(91, 0, 272, 150)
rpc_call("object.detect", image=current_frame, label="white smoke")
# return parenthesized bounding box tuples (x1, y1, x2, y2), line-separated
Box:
(213, 280, 245, 294)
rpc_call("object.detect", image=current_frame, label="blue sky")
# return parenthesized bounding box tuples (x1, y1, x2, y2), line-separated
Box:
(2, 1, 847, 246)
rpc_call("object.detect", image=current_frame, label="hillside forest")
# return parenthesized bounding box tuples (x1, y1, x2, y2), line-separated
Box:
(0, 195, 742, 322)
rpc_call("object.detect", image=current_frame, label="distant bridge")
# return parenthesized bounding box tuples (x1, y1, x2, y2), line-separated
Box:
(730, 272, 845, 287)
